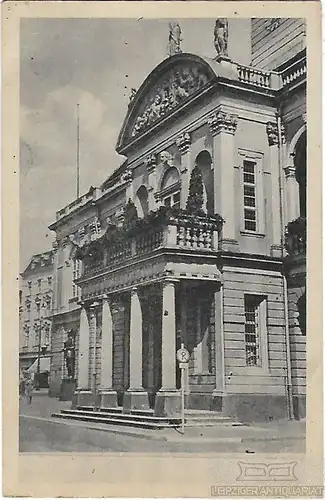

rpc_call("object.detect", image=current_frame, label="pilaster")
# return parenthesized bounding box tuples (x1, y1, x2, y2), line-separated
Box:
(266, 121, 283, 257)
(211, 285, 225, 411)
(145, 154, 157, 211)
(208, 110, 239, 252)
(176, 132, 191, 209)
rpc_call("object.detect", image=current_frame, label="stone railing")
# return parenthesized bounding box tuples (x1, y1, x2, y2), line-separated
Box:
(82, 210, 223, 277)
(56, 188, 100, 221)
(237, 64, 271, 89)
(280, 55, 307, 87)
(285, 217, 306, 256)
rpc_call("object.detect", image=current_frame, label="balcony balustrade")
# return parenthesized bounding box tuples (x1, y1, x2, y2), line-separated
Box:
(280, 54, 307, 87)
(81, 209, 223, 278)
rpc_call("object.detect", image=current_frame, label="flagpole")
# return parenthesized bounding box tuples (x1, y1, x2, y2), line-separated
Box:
(76, 103, 80, 199)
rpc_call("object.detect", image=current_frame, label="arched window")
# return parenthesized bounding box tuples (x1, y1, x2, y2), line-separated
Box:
(160, 167, 181, 208)
(194, 150, 213, 214)
(135, 185, 149, 218)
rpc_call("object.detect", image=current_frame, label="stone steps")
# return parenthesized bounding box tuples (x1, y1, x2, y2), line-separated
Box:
(52, 409, 179, 429)
(52, 406, 239, 429)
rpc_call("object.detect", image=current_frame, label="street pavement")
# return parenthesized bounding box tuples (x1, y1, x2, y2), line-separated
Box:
(19, 394, 306, 454)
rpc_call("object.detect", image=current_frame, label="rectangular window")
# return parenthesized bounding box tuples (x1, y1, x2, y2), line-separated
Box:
(244, 295, 267, 368)
(243, 160, 257, 232)
(72, 259, 81, 299)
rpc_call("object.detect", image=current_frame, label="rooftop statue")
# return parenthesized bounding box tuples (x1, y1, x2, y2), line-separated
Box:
(167, 21, 182, 57)
(214, 18, 229, 57)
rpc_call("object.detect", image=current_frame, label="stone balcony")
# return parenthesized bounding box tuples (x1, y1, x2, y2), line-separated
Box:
(76, 208, 224, 297)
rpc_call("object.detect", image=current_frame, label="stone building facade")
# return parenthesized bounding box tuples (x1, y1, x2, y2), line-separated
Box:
(48, 19, 306, 421)
(19, 251, 54, 387)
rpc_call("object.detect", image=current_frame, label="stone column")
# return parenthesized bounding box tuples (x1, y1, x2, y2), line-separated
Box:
(284, 165, 300, 224)
(145, 154, 157, 211)
(51, 240, 59, 314)
(73, 306, 92, 407)
(99, 297, 117, 407)
(155, 279, 181, 417)
(62, 237, 73, 308)
(123, 287, 149, 411)
(266, 122, 283, 257)
(211, 285, 225, 411)
(89, 302, 99, 399)
(208, 111, 239, 252)
(176, 132, 191, 209)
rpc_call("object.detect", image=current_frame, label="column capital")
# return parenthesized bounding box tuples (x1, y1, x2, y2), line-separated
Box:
(176, 132, 191, 154)
(145, 153, 157, 173)
(208, 111, 237, 136)
(121, 167, 133, 184)
(266, 121, 286, 146)
(162, 278, 180, 288)
(284, 165, 296, 179)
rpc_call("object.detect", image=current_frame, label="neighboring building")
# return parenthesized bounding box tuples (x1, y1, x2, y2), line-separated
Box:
(48, 18, 306, 420)
(19, 251, 54, 388)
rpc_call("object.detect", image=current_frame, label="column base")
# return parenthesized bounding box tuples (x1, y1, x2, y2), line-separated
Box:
(271, 244, 283, 258)
(123, 390, 149, 412)
(99, 389, 118, 408)
(154, 390, 181, 417)
(71, 389, 93, 409)
(211, 390, 224, 412)
(219, 238, 240, 252)
(59, 378, 76, 402)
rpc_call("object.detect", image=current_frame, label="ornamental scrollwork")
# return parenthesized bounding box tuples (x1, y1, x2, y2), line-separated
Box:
(131, 64, 212, 139)
(208, 111, 238, 136)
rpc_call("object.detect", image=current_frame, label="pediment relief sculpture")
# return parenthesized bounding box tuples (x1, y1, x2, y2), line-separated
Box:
(130, 63, 212, 139)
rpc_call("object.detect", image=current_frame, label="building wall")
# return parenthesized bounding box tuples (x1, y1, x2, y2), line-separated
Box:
(20, 252, 54, 368)
(222, 266, 289, 421)
(251, 18, 306, 70)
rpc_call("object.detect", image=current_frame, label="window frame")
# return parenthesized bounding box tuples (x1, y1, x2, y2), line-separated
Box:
(243, 294, 269, 373)
(238, 149, 265, 236)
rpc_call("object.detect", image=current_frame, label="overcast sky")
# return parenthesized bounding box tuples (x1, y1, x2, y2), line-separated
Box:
(20, 18, 252, 271)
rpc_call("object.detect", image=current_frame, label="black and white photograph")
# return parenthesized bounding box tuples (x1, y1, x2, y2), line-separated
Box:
(17, 13, 308, 453)
(17, 15, 310, 457)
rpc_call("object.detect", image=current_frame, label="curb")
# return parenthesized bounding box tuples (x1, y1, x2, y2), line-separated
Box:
(20, 415, 305, 445)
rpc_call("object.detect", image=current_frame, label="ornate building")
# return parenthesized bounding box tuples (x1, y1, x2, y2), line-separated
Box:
(49, 18, 306, 421)
(19, 251, 54, 387)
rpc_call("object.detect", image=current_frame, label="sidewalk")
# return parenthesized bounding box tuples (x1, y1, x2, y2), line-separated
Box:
(19, 394, 306, 446)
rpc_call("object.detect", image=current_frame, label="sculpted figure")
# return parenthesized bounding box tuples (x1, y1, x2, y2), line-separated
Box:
(167, 22, 182, 57)
(214, 18, 229, 57)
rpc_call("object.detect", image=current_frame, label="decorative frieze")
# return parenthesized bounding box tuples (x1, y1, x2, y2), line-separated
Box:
(208, 111, 238, 136)
(266, 121, 286, 146)
(176, 132, 191, 154)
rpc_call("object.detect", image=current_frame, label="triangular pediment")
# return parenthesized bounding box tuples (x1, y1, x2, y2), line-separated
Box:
(116, 54, 217, 153)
